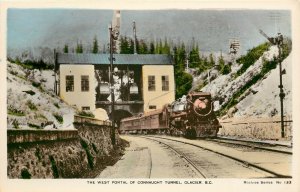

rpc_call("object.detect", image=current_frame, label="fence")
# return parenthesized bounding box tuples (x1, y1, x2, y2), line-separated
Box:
(219, 116, 292, 140)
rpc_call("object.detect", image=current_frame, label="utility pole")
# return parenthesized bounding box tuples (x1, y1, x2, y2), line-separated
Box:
(259, 29, 285, 138)
(109, 24, 119, 145)
(133, 21, 137, 54)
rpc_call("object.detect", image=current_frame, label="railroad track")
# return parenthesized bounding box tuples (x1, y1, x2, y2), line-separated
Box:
(142, 135, 291, 178)
(146, 148, 152, 178)
(141, 136, 207, 178)
(205, 137, 292, 155)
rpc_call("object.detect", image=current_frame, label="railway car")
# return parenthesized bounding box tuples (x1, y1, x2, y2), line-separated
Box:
(120, 108, 169, 134)
(120, 92, 221, 138)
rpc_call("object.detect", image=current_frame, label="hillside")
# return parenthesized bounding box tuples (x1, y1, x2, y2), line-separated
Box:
(7, 61, 76, 130)
(200, 45, 292, 119)
(234, 53, 292, 118)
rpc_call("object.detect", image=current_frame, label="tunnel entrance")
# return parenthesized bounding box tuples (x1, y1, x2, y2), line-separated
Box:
(109, 109, 133, 128)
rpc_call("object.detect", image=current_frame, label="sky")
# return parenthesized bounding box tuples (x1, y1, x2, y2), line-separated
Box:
(7, 9, 291, 54)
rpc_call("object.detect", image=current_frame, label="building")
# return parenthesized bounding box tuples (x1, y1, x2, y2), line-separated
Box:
(55, 53, 175, 121)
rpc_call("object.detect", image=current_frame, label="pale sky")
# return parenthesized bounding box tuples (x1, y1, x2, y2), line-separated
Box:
(7, 9, 291, 53)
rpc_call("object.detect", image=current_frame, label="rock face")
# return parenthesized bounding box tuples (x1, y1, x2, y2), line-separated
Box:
(201, 46, 292, 119)
(7, 61, 76, 130)
(234, 52, 292, 118)
(197, 46, 292, 140)
(8, 136, 87, 178)
(7, 123, 116, 178)
(201, 46, 279, 111)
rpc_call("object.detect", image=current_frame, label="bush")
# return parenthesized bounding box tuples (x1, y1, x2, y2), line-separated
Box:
(53, 113, 63, 124)
(49, 156, 59, 178)
(8, 106, 25, 116)
(23, 90, 36, 95)
(28, 123, 40, 129)
(17, 59, 54, 70)
(32, 81, 41, 88)
(175, 70, 193, 99)
(54, 102, 60, 108)
(220, 64, 231, 75)
(77, 110, 95, 118)
(21, 168, 31, 179)
(12, 119, 20, 129)
(80, 139, 94, 169)
(236, 42, 270, 76)
(26, 100, 37, 111)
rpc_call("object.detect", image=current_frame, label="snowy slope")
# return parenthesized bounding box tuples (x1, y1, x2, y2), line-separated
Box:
(7, 61, 76, 130)
(234, 53, 292, 118)
(201, 46, 279, 108)
(199, 46, 292, 118)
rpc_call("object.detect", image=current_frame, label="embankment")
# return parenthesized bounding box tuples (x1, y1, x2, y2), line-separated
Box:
(7, 116, 123, 178)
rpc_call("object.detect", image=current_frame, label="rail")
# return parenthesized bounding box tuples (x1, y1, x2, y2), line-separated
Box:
(145, 135, 291, 178)
(141, 136, 207, 178)
(206, 138, 292, 155)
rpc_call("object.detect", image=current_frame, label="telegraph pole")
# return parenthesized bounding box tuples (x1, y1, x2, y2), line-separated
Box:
(109, 24, 119, 145)
(259, 29, 285, 137)
(277, 35, 285, 138)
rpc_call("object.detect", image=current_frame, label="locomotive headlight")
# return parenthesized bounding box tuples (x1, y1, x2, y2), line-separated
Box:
(194, 99, 207, 110)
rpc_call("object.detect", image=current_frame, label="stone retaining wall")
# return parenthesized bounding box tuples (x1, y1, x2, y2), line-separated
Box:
(7, 118, 117, 178)
(7, 129, 78, 143)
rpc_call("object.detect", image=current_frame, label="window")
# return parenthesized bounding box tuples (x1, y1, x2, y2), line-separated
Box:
(148, 75, 155, 91)
(162, 75, 169, 91)
(81, 75, 89, 92)
(149, 105, 156, 109)
(66, 75, 74, 92)
(82, 106, 90, 111)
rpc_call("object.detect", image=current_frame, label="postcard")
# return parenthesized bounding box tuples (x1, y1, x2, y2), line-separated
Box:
(1, 0, 299, 192)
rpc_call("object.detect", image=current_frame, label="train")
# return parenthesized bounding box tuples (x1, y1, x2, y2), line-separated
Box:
(119, 92, 221, 138)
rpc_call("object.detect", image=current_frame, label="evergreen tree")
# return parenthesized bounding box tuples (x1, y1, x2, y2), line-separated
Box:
(218, 54, 231, 75)
(129, 38, 134, 54)
(149, 41, 155, 54)
(158, 39, 163, 54)
(175, 71, 193, 99)
(208, 53, 215, 68)
(198, 56, 208, 73)
(162, 38, 170, 54)
(120, 36, 130, 54)
(63, 44, 69, 53)
(188, 45, 201, 68)
(76, 42, 83, 53)
(92, 36, 99, 54)
(172, 44, 192, 99)
(137, 40, 148, 54)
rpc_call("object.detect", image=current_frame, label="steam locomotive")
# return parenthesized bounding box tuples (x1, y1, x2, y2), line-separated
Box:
(119, 92, 221, 138)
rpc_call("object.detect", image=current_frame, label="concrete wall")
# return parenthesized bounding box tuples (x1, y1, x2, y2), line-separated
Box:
(59, 64, 96, 111)
(219, 116, 292, 140)
(7, 121, 116, 178)
(142, 65, 175, 112)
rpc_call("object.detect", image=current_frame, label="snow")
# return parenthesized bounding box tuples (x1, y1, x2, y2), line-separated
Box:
(235, 52, 292, 117)
(7, 61, 77, 130)
(199, 46, 292, 118)
(202, 46, 279, 105)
